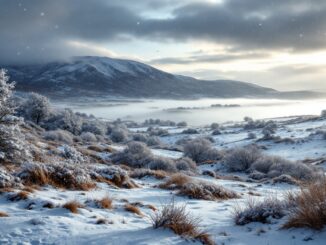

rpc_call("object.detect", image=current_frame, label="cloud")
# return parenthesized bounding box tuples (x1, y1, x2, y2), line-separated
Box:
(0, 0, 326, 64)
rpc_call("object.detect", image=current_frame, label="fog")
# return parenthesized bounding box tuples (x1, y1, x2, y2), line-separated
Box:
(60, 98, 326, 126)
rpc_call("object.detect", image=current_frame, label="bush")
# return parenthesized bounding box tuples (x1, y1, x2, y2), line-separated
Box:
(148, 157, 177, 172)
(182, 128, 199, 134)
(183, 138, 221, 164)
(111, 141, 153, 168)
(81, 120, 107, 136)
(147, 127, 169, 136)
(43, 129, 74, 144)
(80, 132, 97, 142)
(110, 127, 129, 143)
(160, 174, 238, 201)
(63, 201, 84, 214)
(223, 146, 262, 171)
(0, 167, 21, 188)
(234, 197, 288, 225)
(210, 123, 219, 130)
(177, 121, 187, 127)
(58, 145, 86, 164)
(175, 157, 197, 171)
(151, 201, 214, 245)
(283, 180, 326, 230)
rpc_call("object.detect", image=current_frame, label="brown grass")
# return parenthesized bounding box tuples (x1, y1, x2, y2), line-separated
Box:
(22, 165, 96, 191)
(283, 180, 326, 230)
(0, 187, 14, 194)
(160, 174, 239, 201)
(96, 196, 113, 209)
(124, 204, 143, 216)
(63, 201, 84, 214)
(151, 202, 215, 245)
(130, 169, 168, 180)
(8, 191, 29, 201)
(0, 211, 9, 217)
(159, 173, 191, 189)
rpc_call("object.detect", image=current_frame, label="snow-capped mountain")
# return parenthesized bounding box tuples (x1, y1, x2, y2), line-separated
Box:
(1, 56, 317, 99)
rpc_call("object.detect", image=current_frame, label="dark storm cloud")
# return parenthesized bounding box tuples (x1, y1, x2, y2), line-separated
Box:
(1, 0, 326, 64)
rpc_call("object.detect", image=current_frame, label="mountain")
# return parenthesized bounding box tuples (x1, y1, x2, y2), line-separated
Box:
(2, 56, 320, 100)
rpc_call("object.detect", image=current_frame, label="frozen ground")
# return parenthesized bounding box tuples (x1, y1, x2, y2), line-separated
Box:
(0, 115, 325, 245)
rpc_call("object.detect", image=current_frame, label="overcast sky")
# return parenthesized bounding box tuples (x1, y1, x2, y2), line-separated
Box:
(0, 0, 325, 91)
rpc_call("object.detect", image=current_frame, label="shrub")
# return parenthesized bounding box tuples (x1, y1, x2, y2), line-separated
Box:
(148, 157, 177, 172)
(211, 129, 221, 135)
(18, 162, 96, 190)
(223, 146, 262, 171)
(0, 167, 21, 188)
(147, 127, 169, 136)
(175, 157, 197, 172)
(283, 180, 326, 230)
(80, 132, 97, 142)
(182, 128, 199, 134)
(63, 201, 84, 214)
(183, 138, 221, 164)
(210, 123, 219, 130)
(129, 169, 168, 179)
(111, 141, 153, 168)
(151, 201, 214, 245)
(110, 127, 129, 143)
(43, 130, 74, 144)
(8, 191, 29, 201)
(177, 121, 187, 127)
(81, 120, 106, 135)
(160, 174, 238, 201)
(58, 145, 86, 164)
(234, 197, 288, 225)
(247, 132, 257, 139)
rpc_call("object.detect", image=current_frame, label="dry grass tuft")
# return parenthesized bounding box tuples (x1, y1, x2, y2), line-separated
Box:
(96, 196, 113, 209)
(160, 173, 239, 201)
(151, 201, 215, 245)
(283, 180, 326, 230)
(124, 204, 143, 216)
(8, 191, 29, 201)
(63, 201, 84, 214)
(0, 211, 9, 217)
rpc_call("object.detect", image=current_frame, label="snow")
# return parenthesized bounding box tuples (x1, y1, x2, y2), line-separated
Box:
(0, 115, 326, 244)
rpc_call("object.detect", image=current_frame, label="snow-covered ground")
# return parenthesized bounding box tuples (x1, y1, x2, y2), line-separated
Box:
(0, 115, 325, 245)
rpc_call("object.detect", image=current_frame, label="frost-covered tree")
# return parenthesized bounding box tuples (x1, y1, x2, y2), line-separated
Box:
(0, 69, 30, 164)
(24, 92, 51, 124)
(0, 69, 15, 123)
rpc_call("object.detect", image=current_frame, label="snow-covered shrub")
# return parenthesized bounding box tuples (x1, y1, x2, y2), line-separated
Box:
(175, 157, 197, 171)
(80, 132, 97, 142)
(261, 122, 277, 140)
(18, 162, 95, 190)
(210, 123, 219, 130)
(43, 108, 83, 135)
(160, 174, 238, 201)
(223, 146, 262, 171)
(243, 117, 275, 130)
(177, 121, 187, 127)
(111, 141, 153, 168)
(22, 92, 51, 125)
(110, 127, 129, 143)
(183, 138, 221, 163)
(146, 136, 162, 146)
(234, 197, 288, 225)
(0, 167, 21, 188)
(182, 128, 199, 134)
(90, 165, 138, 188)
(247, 132, 257, 139)
(129, 168, 167, 179)
(132, 133, 148, 143)
(81, 120, 106, 135)
(147, 127, 169, 136)
(212, 129, 221, 135)
(58, 145, 86, 164)
(148, 157, 177, 172)
(143, 118, 176, 127)
(43, 129, 74, 144)
(0, 70, 31, 164)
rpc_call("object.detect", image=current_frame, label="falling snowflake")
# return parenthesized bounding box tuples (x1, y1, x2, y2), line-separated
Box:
(40, 12, 45, 16)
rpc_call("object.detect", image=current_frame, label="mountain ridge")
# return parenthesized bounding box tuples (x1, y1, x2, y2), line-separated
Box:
(2, 56, 321, 100)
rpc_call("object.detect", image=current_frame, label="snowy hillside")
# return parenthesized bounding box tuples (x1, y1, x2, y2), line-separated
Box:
(1, 56, 291, 99)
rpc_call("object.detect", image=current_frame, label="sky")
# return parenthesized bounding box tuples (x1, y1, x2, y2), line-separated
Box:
(0, 0, 325, 91)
